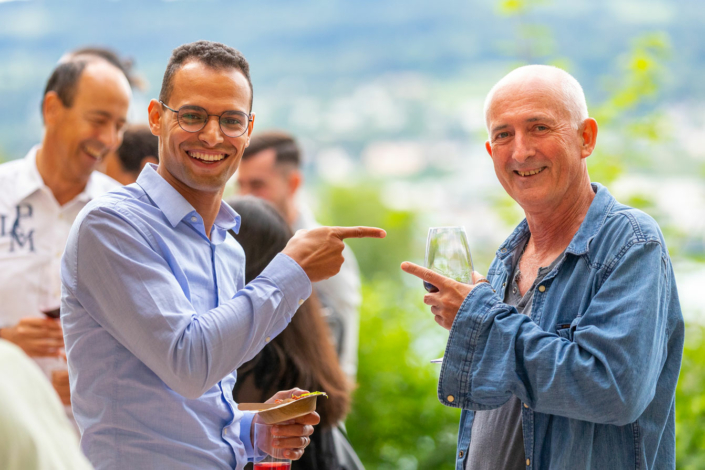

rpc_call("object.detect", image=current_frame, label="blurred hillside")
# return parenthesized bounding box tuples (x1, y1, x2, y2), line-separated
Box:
(1, 0, 705, 158)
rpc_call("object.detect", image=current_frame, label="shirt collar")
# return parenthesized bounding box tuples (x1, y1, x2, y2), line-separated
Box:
(496, 183, 615, 259)
(565, 183, 615, 255)
(13, 144, 118, 206)
(12, 145, 45, 204)
(136, 164, 241, 234)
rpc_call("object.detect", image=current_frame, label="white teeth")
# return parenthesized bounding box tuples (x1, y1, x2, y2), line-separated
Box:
(188, 151, 226, 162)
(517, 167, 545, 177)
(84, 146, 103, 159)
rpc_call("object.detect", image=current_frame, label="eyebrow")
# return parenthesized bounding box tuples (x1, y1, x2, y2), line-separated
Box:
(86, 110, 126, 123)
(86, 110, 113, 119)
(491, 115, 556, 134)
(490, 124, 509, 134)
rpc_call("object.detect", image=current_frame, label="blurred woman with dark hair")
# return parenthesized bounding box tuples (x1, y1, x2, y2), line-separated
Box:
(227, 196, 353, 470)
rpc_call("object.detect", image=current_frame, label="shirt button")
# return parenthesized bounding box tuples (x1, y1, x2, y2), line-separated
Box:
(265, 337, 271, 342)
(459, 450, 464, 458)
(191, 216, 197, 222)
(524, 403, 529, 408)
(298, 299, 304, 306)
(526, 459, 530, 466)
(501, 248, 507, 253)
(447, 395, 455, 403)
(538, 285, 546, 293)
(223, 428, 227, 436)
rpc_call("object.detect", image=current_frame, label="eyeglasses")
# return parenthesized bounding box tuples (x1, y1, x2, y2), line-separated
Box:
(160, 101, 252, 138)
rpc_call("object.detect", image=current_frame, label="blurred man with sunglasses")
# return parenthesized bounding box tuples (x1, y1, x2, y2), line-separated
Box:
(61, 41, 385, 470)
(0, 47, 132, 423)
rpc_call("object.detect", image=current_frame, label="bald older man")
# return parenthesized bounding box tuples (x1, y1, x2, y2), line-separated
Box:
(403, 65, 683, 470)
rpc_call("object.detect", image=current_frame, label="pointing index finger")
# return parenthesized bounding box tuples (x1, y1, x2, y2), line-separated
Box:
(333, 226, 386, 239)
(400, 261, 449, 287)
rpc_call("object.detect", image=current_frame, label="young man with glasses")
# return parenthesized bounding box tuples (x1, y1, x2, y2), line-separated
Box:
(0, 47, 132, 424)
(61, 41, 385, 470)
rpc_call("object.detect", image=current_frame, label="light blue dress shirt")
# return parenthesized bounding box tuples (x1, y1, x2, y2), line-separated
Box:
(60, 164, 312, 470)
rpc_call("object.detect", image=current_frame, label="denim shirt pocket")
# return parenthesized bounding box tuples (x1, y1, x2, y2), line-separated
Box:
(556, 316, 580, 341)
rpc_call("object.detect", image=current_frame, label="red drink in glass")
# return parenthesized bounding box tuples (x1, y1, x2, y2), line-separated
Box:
(253, 463, 291, 470)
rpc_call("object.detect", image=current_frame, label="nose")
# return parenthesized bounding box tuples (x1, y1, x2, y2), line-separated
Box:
(198, 116, 225, 147)
(98, 123, 121, 150)
(512, 130, 535, 163)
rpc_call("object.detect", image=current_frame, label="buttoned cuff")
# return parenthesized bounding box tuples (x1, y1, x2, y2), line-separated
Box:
(239, 412, 257, 460)
(438, 283, 502, 410)
(259, 253, 312, 312)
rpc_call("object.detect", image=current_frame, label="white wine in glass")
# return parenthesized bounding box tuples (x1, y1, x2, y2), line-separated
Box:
(424, 226, 474, 292)
(425, 226, 474, 364)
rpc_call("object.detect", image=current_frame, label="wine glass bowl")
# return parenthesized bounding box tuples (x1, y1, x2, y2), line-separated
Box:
(424, 227, 474, 292)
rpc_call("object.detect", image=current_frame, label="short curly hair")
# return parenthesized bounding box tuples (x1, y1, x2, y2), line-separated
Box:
(159, 40, 253, 111)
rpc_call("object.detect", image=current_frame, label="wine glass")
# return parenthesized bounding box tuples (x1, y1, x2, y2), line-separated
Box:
(424, 226, 474, 290)
(425, 226, 474, 364)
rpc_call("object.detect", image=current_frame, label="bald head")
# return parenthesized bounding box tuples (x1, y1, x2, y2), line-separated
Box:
(484, 65, 588, 132)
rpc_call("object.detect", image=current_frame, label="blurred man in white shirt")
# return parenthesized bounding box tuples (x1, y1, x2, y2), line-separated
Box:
(0, 47, 132, 418)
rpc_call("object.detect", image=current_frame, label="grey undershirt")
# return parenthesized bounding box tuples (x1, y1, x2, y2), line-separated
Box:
(465, 239, 564, 470)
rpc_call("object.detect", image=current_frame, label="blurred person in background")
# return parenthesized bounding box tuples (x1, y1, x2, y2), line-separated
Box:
(229, 196, 363, 470)
(0, 46, 132, 425)
(98, 124, 159, 185)
(237, 131, 362, 381)
(402, 65, 683, 470)
(60, 40, 385, 470)
(0, 339, 93, 470)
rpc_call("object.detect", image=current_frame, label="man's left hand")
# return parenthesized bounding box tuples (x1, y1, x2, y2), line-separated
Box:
(52, 369, 71, 406)
(401, 262, 487, 330)
(254, 388, 320, 460)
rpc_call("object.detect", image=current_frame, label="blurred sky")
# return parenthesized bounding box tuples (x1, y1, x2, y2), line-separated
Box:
(2, 0, 705, 319)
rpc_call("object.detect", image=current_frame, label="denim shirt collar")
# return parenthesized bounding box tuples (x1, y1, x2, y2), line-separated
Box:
(136, 164, 241, 238)
(495, 183, 614, 261)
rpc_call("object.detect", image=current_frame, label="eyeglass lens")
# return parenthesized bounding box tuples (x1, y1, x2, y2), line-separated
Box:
(177, 106, 249, 137)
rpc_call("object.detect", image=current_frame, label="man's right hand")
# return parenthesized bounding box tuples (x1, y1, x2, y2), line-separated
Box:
(0, 318, 64, 357)
(282, 226, 386, 282)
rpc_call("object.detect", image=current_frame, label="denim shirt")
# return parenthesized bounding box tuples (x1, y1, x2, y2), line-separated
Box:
(439, 183, 684, 470)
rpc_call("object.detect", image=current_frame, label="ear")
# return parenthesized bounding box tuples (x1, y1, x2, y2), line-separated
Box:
(579, 118, 598, 159)
(147, 99, 163, 136)
(485, 140, 493, 158)
(43, 92, 63, 126)
(245, 112, 256, 148)
(288, 169, 302, 196)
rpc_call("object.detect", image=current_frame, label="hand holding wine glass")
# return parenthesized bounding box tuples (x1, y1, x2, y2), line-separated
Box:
(401, 227, 486, 331)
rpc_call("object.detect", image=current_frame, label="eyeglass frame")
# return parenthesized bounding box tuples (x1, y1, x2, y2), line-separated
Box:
(159, 100, 253, 138)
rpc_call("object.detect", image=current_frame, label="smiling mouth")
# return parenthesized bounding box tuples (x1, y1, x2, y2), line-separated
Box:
(82, 143, 106, 160)
(186, 150, 229, 163)
(515, 167, 547, 177)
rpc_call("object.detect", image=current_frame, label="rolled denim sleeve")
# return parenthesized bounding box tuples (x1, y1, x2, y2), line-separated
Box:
(439, 240, 671, 426)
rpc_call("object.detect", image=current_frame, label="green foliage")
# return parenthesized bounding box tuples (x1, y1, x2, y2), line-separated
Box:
(316, 184, 418, 283)
(347, 281, 460, 470)
(318, 183, 461, 469)
(497, 0, 549, 16)
(676, 325, 705, 469)
(593, 33, 671, 126)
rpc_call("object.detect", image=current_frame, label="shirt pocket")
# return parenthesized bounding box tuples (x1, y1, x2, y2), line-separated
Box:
(555, 316, 580, 341)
